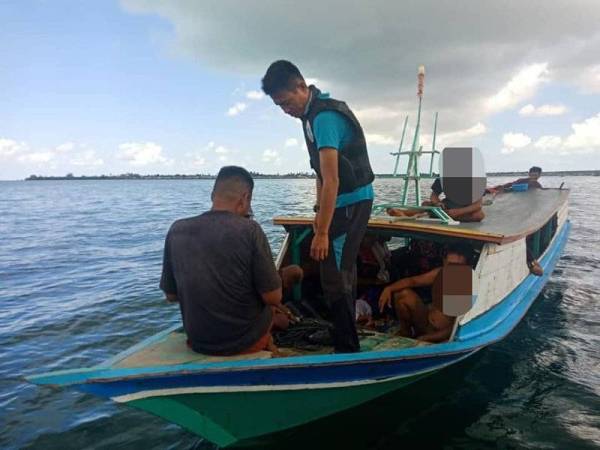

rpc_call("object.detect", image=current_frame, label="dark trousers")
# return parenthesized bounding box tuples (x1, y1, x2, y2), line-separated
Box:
(321, 200, 373, 353)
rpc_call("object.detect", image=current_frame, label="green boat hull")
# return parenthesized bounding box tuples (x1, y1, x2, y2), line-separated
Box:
(126, 371, 432, 447)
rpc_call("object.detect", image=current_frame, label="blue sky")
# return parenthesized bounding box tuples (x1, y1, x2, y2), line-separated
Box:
(1, 1, 600, 179)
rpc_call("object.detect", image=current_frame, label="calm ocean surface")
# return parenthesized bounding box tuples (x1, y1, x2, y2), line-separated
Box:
(1, 177, 599, 449)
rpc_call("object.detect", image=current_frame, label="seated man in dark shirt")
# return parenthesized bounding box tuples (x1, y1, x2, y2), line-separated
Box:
(425, 177, 484, 222)
(388, 178, 484, 223)
(160, 166, 284, 356)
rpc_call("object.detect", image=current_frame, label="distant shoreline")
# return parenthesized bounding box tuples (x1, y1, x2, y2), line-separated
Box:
(22, 170, 600, 181)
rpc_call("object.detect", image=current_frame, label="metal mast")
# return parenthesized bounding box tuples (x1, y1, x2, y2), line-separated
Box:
(390, 65, 440, 206)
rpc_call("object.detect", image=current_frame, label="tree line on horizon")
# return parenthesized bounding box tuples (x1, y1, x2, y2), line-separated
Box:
(24, 169, 600, 181)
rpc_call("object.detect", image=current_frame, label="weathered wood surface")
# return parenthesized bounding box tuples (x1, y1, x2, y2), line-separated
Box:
(114, 329, 422, 368)
(273, 189, 569, 244)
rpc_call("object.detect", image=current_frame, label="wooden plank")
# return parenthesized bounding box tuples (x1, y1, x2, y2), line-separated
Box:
(114, 332, 272, 368)
(273, 189, 569, 245)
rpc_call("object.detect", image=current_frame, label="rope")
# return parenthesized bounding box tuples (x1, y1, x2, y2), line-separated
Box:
(273, 318, 375, 351)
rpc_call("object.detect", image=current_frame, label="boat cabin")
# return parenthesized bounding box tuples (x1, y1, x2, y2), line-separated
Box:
(270, 187, 568, 354)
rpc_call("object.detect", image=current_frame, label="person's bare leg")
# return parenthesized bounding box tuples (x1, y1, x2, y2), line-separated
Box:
(394, 299, 413, 337)
(392, 288, 429, 337)
(266, 333, 278, 353)
(528, 259, 544, 276)
(386, 208, 426, 218)
(280, 265, 304, 291)
(453, 209, 485, 223)
(272, 306, 290, 331)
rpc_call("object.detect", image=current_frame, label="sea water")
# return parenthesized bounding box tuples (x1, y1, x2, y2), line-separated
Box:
(0, 177, 598, 449)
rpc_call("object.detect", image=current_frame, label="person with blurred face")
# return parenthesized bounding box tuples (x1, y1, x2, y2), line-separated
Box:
(388, 176, 485, 222)
(378, 243, 473, 343)
(262, 60, 375, 353)
(160, 166, 286, 355)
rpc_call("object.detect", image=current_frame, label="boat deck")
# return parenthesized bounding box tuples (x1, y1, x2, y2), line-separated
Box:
(112, 329, 425, 369)
(274, 189, 569, 244)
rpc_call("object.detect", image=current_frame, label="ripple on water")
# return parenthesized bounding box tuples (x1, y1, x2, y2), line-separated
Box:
(0, 178, 598, 449)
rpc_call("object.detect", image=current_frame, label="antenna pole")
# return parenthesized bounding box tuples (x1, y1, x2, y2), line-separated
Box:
(402, 65, 425, 205)
(393, 116, 409, 176)
(429, 111, 438, 176)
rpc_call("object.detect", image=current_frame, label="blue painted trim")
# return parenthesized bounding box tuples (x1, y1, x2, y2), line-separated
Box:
(77, 351, 476, 399)
(27, 221, 570, 390)
(457, 219, 570, 341)
(332, 233, 347, 271)
(336, 184, 375, 208)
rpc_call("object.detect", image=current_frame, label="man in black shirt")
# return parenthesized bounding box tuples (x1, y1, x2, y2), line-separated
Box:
(387, 177, 485, 222)
(498, 166, 544, 190)
(424, 177, 485, 222)
(160, 166, 283, 355)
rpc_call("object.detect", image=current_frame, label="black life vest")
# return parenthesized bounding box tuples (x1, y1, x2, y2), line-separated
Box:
(301, 86, 374, 194)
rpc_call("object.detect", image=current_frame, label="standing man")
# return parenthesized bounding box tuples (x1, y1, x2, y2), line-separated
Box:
(262, 60, 374, 353)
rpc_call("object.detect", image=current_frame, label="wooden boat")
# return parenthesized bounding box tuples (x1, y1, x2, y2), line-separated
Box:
(27, 187, 570, 448)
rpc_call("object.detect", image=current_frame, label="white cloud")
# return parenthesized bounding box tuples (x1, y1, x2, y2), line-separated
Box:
(365, 133, 396, 146)
(203, 141, 237, 155)
(534, 135, 562, 149)
(262, 149, 278, 159)
(521, 114, 600, 156)
(184, 150, 208, 168)
(433, 122, 487, 148)
(501, 132, 532, 154)
(578, 64, 600, 94)
(70, 150, 104, 166)
(0, 138, 27, 159)
(262, 148, 281, 164)
(227, 102, 247, 116)
(564, 113, 600, 150)
(118, 141, 168, 166)
(503, 132, 532, 148)
(355, 107, 401, 122)
(121, 1, 600, 141)
(246, 90, 264, 100)
(486, 63, 549, 112)
(364, 122, 486, 152)
(519, 103, 567, 116)
(55, 142, 75, 153)
(284, 138, 299, 147)
(192, 156, 206, 166)
(18, 151, 55, 163)
(518, 104, 536, 116)
(186, 141, 238, 169)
